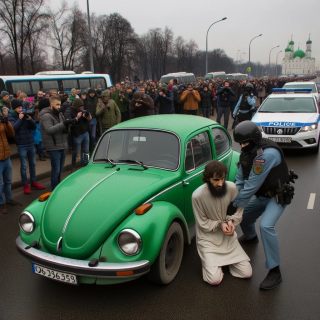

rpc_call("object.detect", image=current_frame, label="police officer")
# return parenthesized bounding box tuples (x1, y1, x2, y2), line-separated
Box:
(232, 83, 256, 128)
(232, 120, 295, 290)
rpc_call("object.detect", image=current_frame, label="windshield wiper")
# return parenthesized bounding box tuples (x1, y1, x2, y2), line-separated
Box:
(94, 158, 116, 167)
(117, 159, 148, 170)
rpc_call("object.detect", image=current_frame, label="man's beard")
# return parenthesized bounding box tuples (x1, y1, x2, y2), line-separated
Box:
(207, 182, 227, 198)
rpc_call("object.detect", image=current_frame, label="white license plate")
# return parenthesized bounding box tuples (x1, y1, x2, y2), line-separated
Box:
(32, 263, 78, 285)
(269, 137, 292, 143)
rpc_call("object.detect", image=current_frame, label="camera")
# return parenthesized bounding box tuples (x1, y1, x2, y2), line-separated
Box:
(82, 110, 90, 117)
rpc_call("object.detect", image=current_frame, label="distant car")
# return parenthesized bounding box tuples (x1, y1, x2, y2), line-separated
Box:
(283, 81, 320, 101)
(252, 88, 320, 152)
(16, 115, 240, 285)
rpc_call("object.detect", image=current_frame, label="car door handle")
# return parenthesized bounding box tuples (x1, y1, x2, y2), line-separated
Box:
(182, 180, 190, 186)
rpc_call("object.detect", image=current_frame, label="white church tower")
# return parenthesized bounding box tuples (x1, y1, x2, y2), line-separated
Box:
(282, 35, 315, 75)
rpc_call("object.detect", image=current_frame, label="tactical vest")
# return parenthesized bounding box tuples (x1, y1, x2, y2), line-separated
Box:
(239, 139, 290, 197)
(239, 94, 251, 112)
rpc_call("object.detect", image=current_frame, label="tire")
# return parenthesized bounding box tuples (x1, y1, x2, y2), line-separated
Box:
(148, 222, 184, 285)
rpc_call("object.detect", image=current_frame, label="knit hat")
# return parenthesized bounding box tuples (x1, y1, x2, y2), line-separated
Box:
(11, 99, 23, 109)
(38, 98, 50, 110)
(88, 88, 95, 94)
(72, 98, 84, 109)
(1, 90, 9, 98)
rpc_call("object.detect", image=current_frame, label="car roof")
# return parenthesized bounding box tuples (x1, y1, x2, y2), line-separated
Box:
(111, 115, 218, 139)
(283, 81, 316, 85)
(268, 93, 315, 98)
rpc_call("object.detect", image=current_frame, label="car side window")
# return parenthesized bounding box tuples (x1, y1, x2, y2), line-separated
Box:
(185, 132, 212, 171)
(212, 128, 230, 157)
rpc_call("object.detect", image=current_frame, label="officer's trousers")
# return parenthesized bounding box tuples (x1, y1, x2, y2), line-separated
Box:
(240, 196, 285, 269)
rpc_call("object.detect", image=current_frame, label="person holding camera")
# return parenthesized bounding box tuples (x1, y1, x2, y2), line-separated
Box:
(96, 89, 121, 133)
(9, 99, 46, 195)
(216, 81, 236, 129)
(129, 87, 155, 118)
(232, 120, 296, 290)
(68, 98, 92, 170)
(154, 84, 174, 114)
(180, 83, 201, 115)
(40, 96, 71, 190)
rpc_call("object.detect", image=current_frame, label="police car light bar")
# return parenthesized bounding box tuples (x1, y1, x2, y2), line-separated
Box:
(272, 88, 313, 93)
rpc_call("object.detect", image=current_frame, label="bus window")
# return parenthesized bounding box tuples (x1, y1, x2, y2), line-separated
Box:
(10, 81, 32, 95)
(41, 80, 59, 92)
(90, 77, 106, 90)
(79, 78, 91, 90)
(30, 81, 40, 95)
(62, 79, 78, 92)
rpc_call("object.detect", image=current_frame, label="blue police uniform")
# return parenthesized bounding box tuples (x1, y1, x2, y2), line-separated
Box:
(233, 147, 285, 269)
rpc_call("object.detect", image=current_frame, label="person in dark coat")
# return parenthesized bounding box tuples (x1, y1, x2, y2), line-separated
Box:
(154, 85, 174, 114)
(9, 99, 46, 194)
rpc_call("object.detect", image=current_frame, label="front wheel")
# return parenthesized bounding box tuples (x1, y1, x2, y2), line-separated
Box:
(148, 222, 184, 285)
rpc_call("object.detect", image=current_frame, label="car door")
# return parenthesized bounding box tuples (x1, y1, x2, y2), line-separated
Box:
(182, 130, 212, 226)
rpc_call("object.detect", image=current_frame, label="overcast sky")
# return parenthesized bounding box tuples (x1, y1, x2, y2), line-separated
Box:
(62, 0, 319, 66)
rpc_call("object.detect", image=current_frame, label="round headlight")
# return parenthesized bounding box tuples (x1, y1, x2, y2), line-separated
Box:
(19, 211, 35, 234)
(118, 229, 141, 256)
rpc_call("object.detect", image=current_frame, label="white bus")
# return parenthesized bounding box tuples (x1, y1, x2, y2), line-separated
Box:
(0, 73, 112, 97)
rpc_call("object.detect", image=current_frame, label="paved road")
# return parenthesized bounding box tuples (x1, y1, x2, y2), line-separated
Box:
(1, 149, 319, 320)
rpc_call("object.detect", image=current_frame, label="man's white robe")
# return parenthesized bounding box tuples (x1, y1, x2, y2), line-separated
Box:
(192, 181, 250, 267)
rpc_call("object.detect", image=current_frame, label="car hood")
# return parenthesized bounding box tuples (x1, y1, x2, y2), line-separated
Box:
(41, 165, 179, 259)
(252, 112, 319, 126)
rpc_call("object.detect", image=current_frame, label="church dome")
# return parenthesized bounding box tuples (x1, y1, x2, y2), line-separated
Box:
(306, 39, 312, 44)
(289, 40, 294, 45)
(285, 47, 292, 52)
(293, 49, 305, 58)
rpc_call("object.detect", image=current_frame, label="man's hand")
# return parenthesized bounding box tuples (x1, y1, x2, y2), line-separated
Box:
(221, 221, 235, 236)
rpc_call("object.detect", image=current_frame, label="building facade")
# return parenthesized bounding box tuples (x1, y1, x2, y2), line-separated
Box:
(282, 36, 316, 75)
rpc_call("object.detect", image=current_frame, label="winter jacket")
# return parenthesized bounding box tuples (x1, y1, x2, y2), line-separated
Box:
(96, 98, 121, 131)
(39, 107, 68, 151)
(0, 121, 14, 160)
(180, 89, 201, 111)
(8, 111, 36, 145)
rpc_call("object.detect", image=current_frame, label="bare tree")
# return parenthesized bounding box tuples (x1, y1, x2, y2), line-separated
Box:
(89, 13, 136, 81)
(49, 2, 87, 70)
(0, 0, 49, 74)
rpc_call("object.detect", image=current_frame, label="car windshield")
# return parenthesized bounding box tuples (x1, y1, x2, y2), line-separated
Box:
(283, 83, 317, 93)
(259, 97, 317, 113)
(93, 129, 180, 170)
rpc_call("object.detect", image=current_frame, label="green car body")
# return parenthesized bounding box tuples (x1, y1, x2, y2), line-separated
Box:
(16, 115, 239, 285)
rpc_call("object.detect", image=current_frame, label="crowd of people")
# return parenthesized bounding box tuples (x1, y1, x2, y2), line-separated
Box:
(0, 75, 304, 213)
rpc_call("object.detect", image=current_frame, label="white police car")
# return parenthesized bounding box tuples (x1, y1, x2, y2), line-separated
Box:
(252, 88, 320, 152)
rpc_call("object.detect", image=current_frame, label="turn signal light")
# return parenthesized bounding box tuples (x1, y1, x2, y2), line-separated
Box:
(38, 192, 52, 202)
(134, 203, 152, 215)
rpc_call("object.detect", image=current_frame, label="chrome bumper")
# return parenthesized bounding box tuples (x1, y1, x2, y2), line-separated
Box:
(16, 237, 150, 278)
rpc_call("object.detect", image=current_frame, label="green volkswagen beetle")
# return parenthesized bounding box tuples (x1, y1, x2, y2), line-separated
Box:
(16, 115, 239, 285)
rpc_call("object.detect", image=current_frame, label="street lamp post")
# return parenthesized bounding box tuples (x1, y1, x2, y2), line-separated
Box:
(86, 0, 94, 72)
(275, 50, 282, 77)
(205, 17, 227, 75)
(248, 33, 262, 76)
(268, 45, 280, 76)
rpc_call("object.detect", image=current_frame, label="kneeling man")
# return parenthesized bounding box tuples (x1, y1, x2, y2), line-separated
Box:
(192, 160, 252, 285)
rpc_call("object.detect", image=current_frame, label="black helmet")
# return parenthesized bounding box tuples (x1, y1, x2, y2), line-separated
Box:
(233, 120, 262, 144)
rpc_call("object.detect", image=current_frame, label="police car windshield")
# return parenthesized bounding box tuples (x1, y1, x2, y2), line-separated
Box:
(259, 97, 317, 113)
